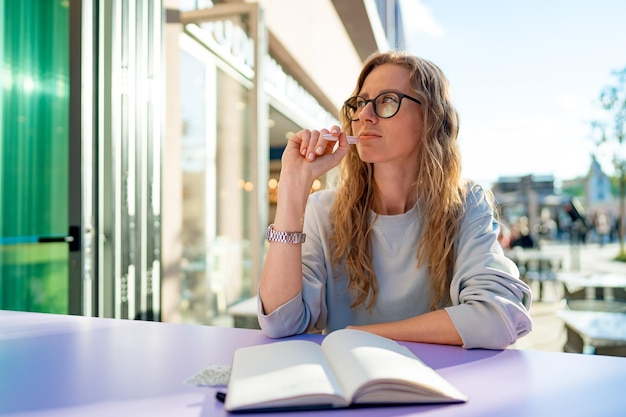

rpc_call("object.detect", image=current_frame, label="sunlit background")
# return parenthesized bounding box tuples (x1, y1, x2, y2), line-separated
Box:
(1, 1, 625, 356)
(401, 0, 626, 187)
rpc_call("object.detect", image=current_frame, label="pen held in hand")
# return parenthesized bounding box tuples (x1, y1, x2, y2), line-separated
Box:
(322, 134, 358, 144)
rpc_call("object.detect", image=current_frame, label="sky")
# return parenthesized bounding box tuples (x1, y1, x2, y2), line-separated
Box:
(400, 0, 626, 187)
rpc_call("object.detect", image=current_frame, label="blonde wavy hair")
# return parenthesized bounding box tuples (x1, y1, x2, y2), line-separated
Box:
(329, 51, 467, 311)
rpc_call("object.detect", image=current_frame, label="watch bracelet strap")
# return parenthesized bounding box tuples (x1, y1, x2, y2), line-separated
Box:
(265, 224, 306, 244)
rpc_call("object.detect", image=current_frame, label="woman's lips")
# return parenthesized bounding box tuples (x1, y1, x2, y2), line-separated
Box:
(357, 132, 381, 140)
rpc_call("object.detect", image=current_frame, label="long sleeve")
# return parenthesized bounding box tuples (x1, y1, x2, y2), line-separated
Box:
(258, 186, 533, 349)
(445, 185, 533, 349)
(259, 189, 435, 338)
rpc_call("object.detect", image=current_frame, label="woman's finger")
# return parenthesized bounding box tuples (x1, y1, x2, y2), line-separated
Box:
(305, 130, 322, 161)
(294, 129, 311, 157)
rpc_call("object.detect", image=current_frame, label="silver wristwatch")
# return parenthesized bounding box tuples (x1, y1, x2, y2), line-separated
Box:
(265, 224, 306, 244)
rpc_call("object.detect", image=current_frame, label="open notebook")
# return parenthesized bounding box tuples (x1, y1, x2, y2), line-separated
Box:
(225, 328, 467, 412)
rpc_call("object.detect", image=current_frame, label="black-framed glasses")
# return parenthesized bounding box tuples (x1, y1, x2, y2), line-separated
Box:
(343, 92, 421, 121)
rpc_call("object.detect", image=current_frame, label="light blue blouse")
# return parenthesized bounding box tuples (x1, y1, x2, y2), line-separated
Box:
(258, 184, 533, 349)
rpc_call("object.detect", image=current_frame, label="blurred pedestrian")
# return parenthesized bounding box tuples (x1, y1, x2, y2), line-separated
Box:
(510, 216, 535, 249)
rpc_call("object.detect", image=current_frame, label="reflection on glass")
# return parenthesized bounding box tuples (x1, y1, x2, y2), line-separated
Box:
(214, 66, 252, 311)
(180, 52, 253, 326)
(0, 0, 69, 313)
(180, 49, 209, 324)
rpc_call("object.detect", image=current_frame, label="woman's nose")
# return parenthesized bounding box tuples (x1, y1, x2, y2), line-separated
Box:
(359, 100, 377, 123)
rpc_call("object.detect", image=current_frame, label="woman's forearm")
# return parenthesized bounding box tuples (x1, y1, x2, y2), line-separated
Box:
(258, 186, 309, 314)
(259, 127, 349, 314)
(348, 309, 463, 346)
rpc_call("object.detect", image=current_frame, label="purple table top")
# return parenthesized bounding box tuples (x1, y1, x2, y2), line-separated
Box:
(2, 310, 626, 416)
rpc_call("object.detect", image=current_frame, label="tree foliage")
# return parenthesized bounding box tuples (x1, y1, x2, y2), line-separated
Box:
(592, 67, 626, 253)
(560, 183, 585, 198)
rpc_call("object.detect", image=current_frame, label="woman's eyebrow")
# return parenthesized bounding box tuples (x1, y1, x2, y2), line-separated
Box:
(357, 88, 404, 97)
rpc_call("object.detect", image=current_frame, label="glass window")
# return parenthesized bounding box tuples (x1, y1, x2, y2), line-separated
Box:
(179, 49, 254, 326)
(0, 0, 69, 313)
(213, 67, 253, 312)
(180, 48, 211, 324)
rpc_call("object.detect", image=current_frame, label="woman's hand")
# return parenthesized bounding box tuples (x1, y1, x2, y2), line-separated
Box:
(280, 126, 352, 188)
(259, 126, 352, 316)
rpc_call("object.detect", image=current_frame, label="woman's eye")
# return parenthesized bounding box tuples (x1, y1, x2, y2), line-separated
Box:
(356, 99, 367, 108)
(381, 94, 398, 104)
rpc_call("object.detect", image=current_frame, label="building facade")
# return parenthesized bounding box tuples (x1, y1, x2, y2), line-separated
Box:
(1, 0, 407, 324)
(162, 0, 406, 324)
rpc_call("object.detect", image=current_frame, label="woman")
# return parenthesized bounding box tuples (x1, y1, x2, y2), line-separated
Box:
(258, 51, 532, 349)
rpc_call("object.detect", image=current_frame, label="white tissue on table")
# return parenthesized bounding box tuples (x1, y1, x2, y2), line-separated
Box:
(185, 364, 231, 387)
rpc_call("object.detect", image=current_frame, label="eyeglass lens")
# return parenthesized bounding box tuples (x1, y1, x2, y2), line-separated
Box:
(346, 93, 402, 121)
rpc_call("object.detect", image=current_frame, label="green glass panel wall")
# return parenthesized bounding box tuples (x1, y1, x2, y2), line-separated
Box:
(0, 0, 69, 313)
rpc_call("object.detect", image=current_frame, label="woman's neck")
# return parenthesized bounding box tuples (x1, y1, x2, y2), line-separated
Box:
(372, 176, 417, 215)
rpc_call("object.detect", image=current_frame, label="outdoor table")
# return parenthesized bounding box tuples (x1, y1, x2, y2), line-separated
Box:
(507, 248, 563, 300)
(557, 309, 626, 354)
(557, 272, 626, 301)
(3, 310, 626, 416)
